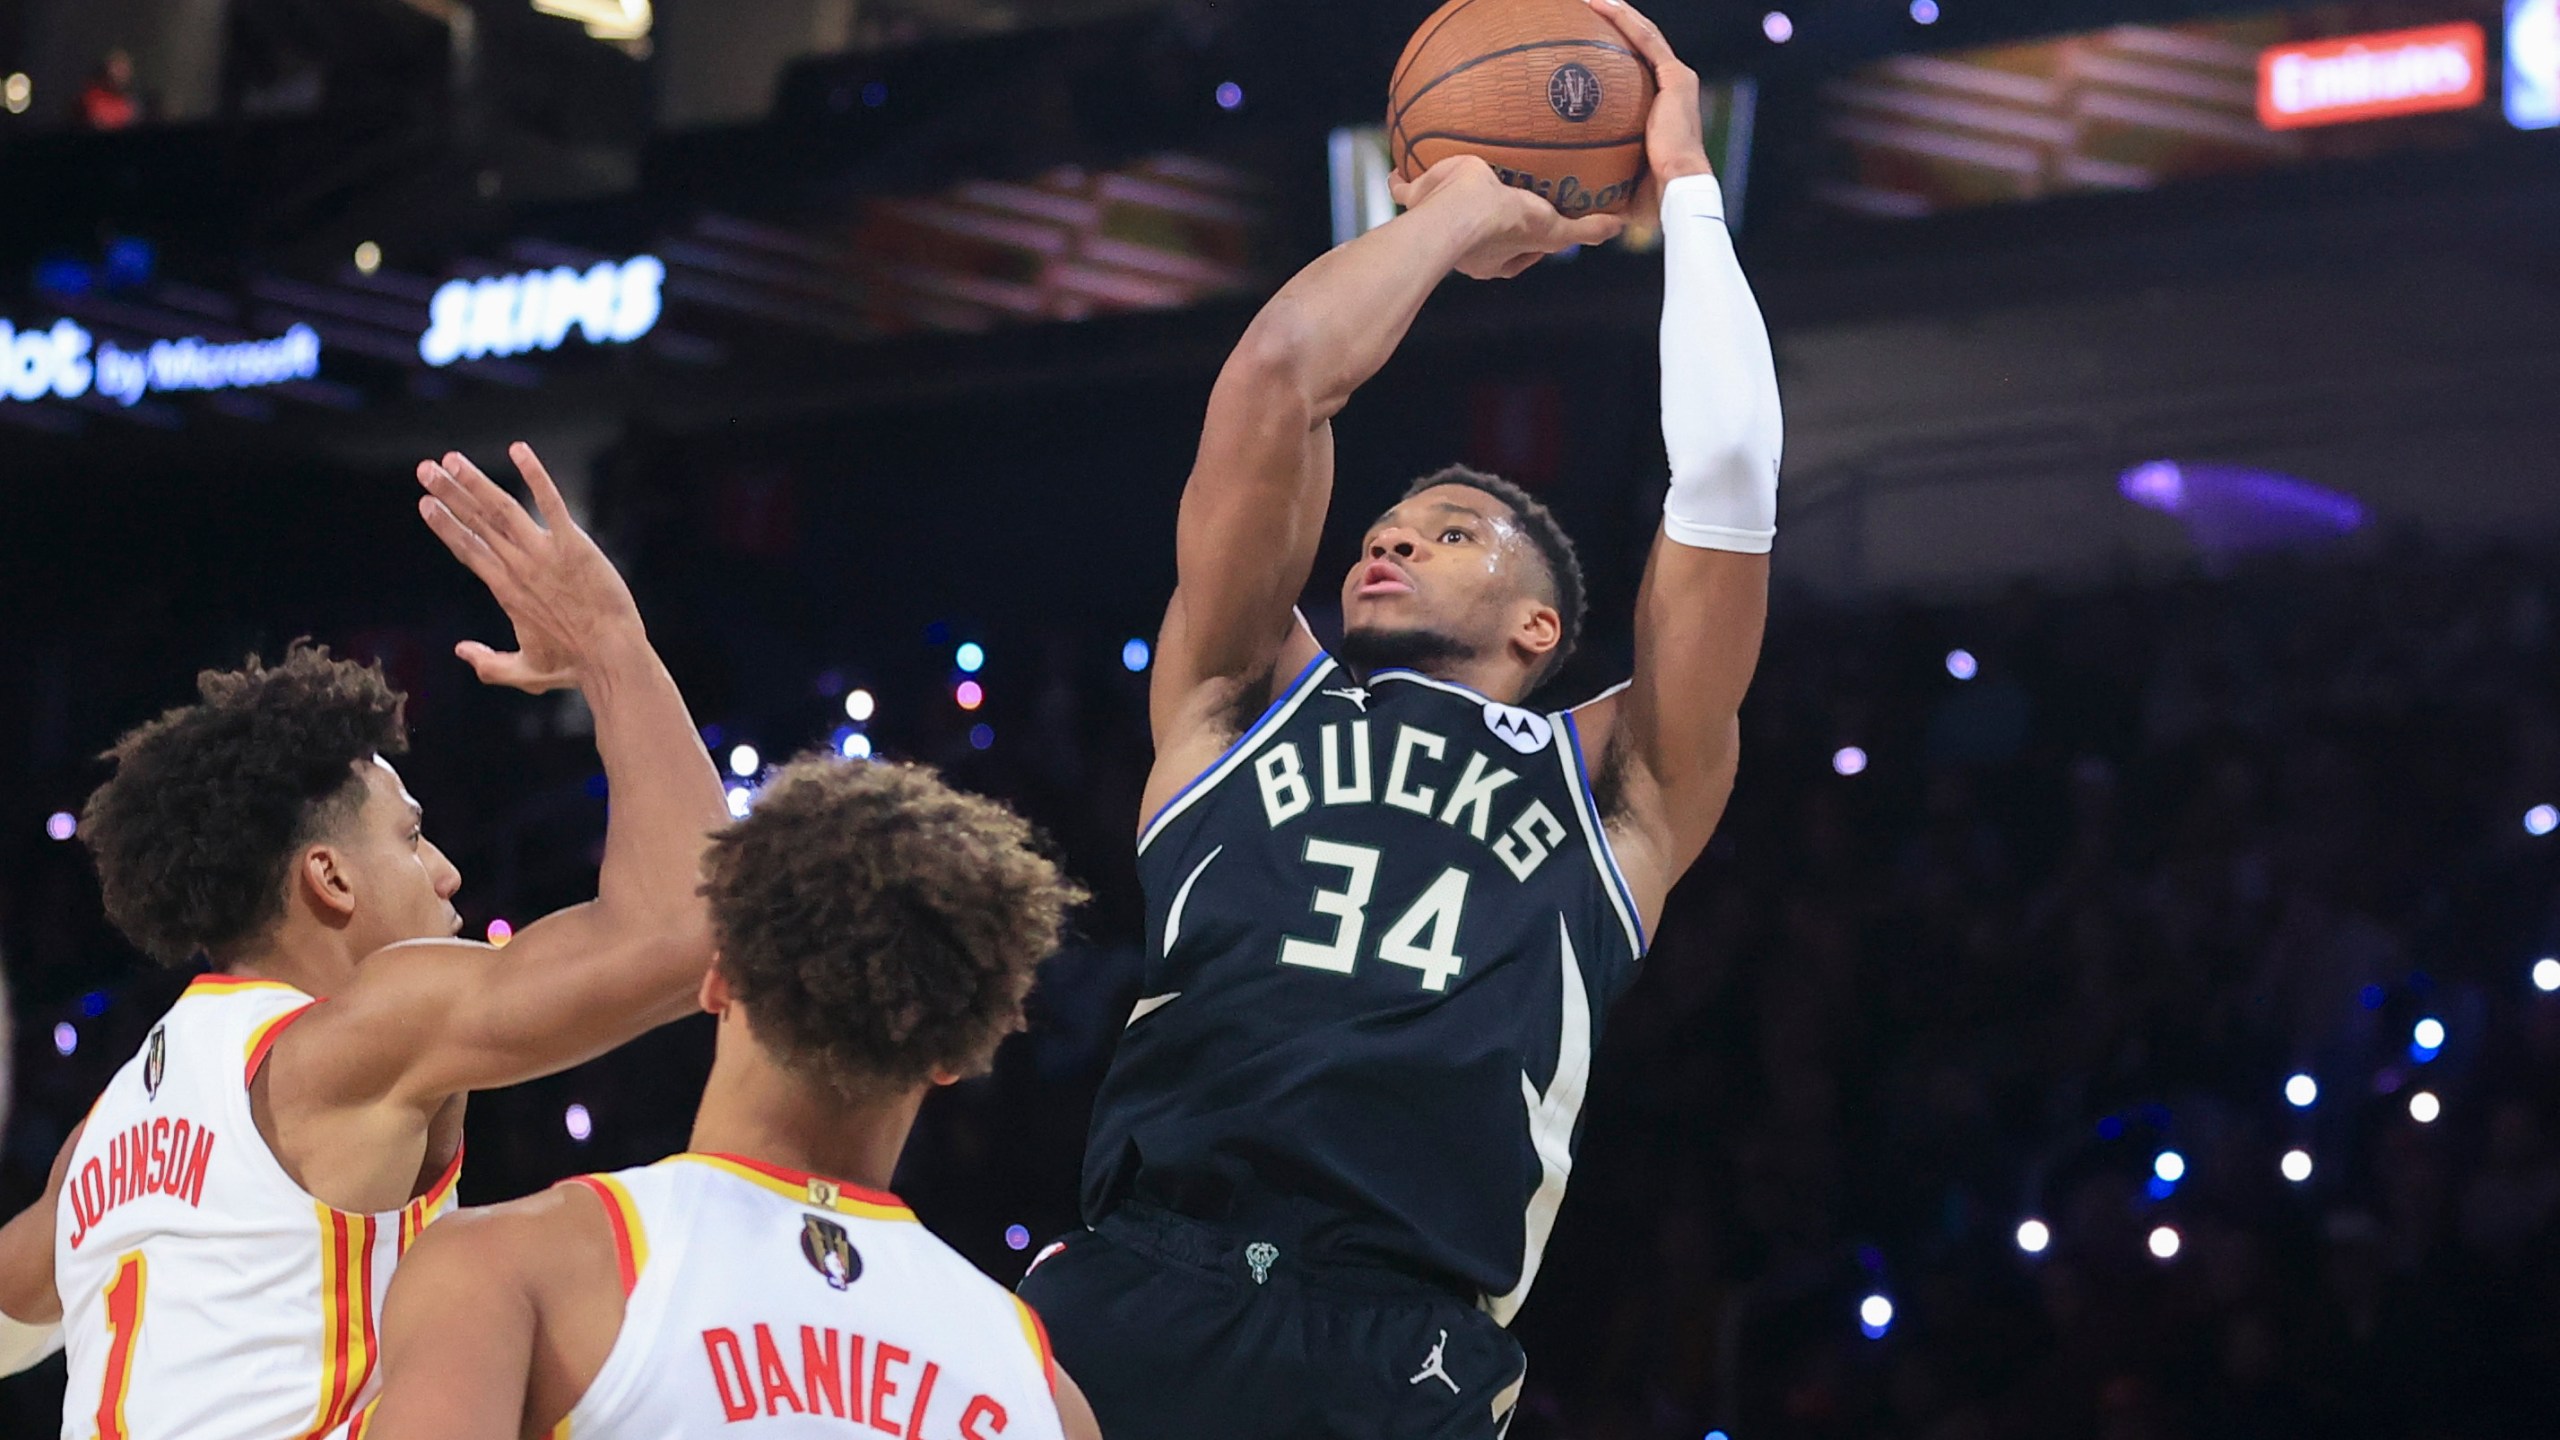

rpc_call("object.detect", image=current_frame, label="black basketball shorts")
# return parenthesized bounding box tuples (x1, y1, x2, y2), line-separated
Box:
(1017, 1204, 1526, 1440)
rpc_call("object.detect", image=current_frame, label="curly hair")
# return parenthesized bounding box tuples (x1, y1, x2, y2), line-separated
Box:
(702, 755, 1087, 1098)
(81, 644, 408, 967)
(1403, 464, 1588, 686)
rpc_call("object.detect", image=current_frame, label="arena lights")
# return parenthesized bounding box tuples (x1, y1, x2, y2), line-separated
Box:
(44, 811, 75, 841)
(2411, 1016, 2445, 1061)
(1857, 1293, 1894, 1339)
(2147, 1225, 2182, 1261)
(2534, 958, 2560, 992)
(2015, 1218, 2051, 1254)
(724, 785, 754, 820)
(845, 688, 877, 722)
(1216, 82, 1245, 111)
(1005, 1224, 1031, 1251)
(956, 681, 986, 711)
(840, 732, 874, 760)
(2527, 804, 2560, 836)
(1763, 11, 1794, 42)
(1706, 1432, 1732, 1440)
(2285, 1072, 2319, 1108)
(2409, 1090, 2441, 1124)
(2281, 1149, 2314, 1183)
(956, 642, 986, 674)
(80, 992, 108, 1019)
(2153, 1150, 2187, 1184)
(970, 724, 995, 751)
(1832, 746, 1868, 776)
(486, 918, 514, 947)
(1944, 649, 1977, 680)
(2514, 0, 2560, 128)
(1122, 638, 1153, 673)
(354, 242, 382, 276)
(1910, 0, 1940, 22)
(564, 1103, 594, 1142)
(2, 74, 28, 116)
(861, 81, 888, 108)
(53, 1023, 77, 1057)
(728, 744, 761, 778)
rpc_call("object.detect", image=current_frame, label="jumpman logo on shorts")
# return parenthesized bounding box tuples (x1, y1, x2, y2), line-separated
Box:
(1408, 1329, 1459, 1394)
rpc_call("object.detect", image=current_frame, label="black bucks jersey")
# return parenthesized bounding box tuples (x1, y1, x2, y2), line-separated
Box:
(1082, 655, 1647, 1322)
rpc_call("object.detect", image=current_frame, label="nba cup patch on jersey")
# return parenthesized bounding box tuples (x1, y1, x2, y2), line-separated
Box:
(799, 1215, 862, 1290)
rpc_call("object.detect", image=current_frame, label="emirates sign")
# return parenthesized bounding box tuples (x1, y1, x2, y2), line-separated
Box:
(2258, 22, 2487, 130)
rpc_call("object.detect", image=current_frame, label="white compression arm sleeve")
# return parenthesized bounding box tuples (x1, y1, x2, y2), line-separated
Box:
(0, 1308, 62, 1376)
(1658, 173, 1783, 553)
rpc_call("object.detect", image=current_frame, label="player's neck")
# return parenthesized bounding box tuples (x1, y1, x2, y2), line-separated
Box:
(1356, 656, 1528, 705)
(214, 922, 365, 998)
(687, 1053, 924, 1197)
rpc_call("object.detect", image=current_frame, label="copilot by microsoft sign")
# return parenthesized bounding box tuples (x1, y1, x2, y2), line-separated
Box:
(0, 319, 322, 405)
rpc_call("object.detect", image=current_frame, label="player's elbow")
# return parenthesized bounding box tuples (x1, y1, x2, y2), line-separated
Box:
(1228, 300, 1331, 419)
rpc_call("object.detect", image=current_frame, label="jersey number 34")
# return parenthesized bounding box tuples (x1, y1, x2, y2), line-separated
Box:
(1278, 838, 1470, 992)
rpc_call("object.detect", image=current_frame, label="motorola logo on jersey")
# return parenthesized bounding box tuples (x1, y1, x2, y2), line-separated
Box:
(1548, 62, 1602, 122)
(1482, 703, 1553, 755)
(142, 1027, 166, 1100)
(800, 1214, 863, 1290)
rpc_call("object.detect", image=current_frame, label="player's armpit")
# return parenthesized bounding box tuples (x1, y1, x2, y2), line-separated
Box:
(1053, 1363, 1105, 1440)
(1587, 530, 1767, 920)
(0, 1122, 83, 1341)
(361, 1208, 543, 1440)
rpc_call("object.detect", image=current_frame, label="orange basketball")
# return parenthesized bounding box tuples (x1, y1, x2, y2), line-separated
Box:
(1388, 0, 1656, 218)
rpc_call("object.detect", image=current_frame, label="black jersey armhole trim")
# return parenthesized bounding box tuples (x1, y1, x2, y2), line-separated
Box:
(1559, 708, 1648, 956)
(1137, 652, 1336, 854)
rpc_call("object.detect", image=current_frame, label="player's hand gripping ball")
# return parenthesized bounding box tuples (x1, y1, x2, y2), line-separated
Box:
(1388, 0, 1659, 218)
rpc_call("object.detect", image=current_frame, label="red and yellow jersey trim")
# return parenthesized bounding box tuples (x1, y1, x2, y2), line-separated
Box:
(243, 1002, 318, 1087)
(1012, 1296, 1059, 1397)
(299, 1205, 382, 1439)
(184, 973, 305, 997)
(565, 1174, 649, 1297)
(670, 1153, 916, 1222)
(398, 1145, 465, 1255)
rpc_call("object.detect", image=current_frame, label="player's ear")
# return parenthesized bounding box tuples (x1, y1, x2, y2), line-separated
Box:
(929, 1068, 962, 1088)
(296, 845, 359, 927)
(698, 959, 732, 1017)
(1513, 598, 1562, 675)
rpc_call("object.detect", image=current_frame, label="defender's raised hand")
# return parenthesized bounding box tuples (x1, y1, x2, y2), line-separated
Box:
(1588, 0, 1713, 229)
(416, 441, 639, 694)
(1391, 153, 1626, 280)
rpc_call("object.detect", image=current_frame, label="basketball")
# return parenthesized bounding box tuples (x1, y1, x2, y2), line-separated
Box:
(1388, 0, 1657, 218)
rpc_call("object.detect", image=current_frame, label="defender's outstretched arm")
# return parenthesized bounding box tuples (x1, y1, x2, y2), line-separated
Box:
(1580, 0, 1782, 925)
(271, 446, 729, 1194)
(1147, 160, 1621, 810)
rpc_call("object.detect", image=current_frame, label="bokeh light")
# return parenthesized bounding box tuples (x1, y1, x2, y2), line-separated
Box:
(1833, 746, 1868, 776)
(1945, 648, 1977, 680)
(2285, 1073, 2318, 1108)
(1763, 10, 1795, 42)
(2153, 1150, 2186, 1183)
(53, 1022, 77, 1057)
(956, 642, 985, 674)
(45, 811, 75, 841)
(486, 918, 514, 947)
(2147, 1225, 2181, 1260)
(1215, 81, 1244, 111)
(2526, 804, 2557, 836)
(564, 1103, 593, 1141)
(1005, 1224, 1031, 1250)
(845, 688, 877, 722)
(1858, 1293, 1894, 1338)
(725, 784, 754, 819)
(1911, 0, 1941, 21)
(956, 680, 985, 711)
(2281, 1149, 2314, 1183)
(840, 732, 874, 760)
(2534, 958, 2560, 993)
(1122, 637, 1152, 673)
(2409, 1090, 2441, 1124)
(728, 743, 761, 778)
(2015, 1218, 2051, 1254)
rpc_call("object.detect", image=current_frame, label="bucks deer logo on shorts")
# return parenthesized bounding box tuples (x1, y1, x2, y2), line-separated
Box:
(1548, 62, 1601, 122)
(142, 1026, 166, 1100)
(800, 1214, 863, 1291)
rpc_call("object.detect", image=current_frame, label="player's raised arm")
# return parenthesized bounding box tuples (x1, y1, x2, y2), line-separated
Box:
(1578, 0, 1781, 923)
(0, 1126, 79, 1372)
(1147, 157, 1623, 796)
(269, 445, 728, 1162)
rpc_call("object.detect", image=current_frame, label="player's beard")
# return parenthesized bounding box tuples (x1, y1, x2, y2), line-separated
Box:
(1337, 624, 1478, 678)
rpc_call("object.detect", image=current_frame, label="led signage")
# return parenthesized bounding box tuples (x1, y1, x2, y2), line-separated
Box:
(2257, 22, 2487, 130)
(419, 255, 664, 367)
(0, 318, 322, 406)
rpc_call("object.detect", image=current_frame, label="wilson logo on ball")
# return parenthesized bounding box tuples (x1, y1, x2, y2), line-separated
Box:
(1548, 62, 1602, 121)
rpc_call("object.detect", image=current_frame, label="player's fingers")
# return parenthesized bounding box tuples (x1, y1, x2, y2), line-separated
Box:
(509, 441, 574, 535)
(1588, 0, 1679, 69)
(417, 496, 506, 583)
(441, 450, 543, 550)
(1562, 213, 1627, 248)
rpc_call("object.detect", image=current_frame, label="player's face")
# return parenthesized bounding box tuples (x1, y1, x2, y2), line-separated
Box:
(336, 758, 464, 953)
(1342, 485, 1555, 676)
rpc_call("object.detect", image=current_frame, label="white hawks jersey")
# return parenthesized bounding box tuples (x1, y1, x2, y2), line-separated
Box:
(467, 1153, 1066, 1440)
(54, 974, 462, 1440)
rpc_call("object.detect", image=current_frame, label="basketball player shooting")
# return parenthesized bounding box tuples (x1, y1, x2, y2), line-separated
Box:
(1016, 2, 1779, 1436)
(356, 757, 1103, 1440)
(0, 443, 730, 1439)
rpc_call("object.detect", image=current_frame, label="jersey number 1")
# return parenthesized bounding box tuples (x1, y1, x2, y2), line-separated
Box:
(1279, 839, 1471, 991)
(95, 1250, 147, 1440)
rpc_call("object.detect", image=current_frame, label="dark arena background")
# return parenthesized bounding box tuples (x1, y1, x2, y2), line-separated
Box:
(5, 0, 2560, 1434)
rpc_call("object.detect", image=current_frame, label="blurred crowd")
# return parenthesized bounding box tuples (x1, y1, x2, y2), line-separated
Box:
(7, 534, 2560, 1438)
